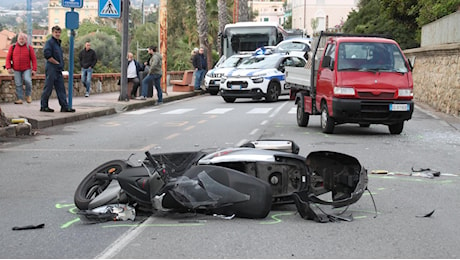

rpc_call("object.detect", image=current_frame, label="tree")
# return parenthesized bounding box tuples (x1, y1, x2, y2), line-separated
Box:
(196, 0, 212, 68)
(217, 0, 228, 56)
(238, 0, 249, 22)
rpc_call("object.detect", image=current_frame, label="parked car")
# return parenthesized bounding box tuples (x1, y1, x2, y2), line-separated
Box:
(273, 37, 312, 60)
(204, 54, 251, 95)
(220, 52, 307, 103)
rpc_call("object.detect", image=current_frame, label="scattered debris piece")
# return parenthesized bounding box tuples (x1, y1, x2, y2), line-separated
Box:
(12, 223, 45, 231)
(416, 210, 435, 218)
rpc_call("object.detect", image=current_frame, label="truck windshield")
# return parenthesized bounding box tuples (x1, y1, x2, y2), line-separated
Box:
(337, 42, 408, 73)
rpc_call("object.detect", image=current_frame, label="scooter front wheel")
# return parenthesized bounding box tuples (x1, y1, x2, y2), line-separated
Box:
(74, 160, 127, 210)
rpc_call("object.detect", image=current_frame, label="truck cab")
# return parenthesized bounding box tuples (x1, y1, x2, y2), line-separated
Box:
(293, 32, 414, 134)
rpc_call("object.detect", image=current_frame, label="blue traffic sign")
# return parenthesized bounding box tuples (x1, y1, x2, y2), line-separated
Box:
(62, 0, 83, 8)
(65, 11, 79, 30)
(99, 0, 121, 18)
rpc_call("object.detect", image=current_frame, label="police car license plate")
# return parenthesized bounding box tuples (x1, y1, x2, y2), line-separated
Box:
(389, 104, 409, 111)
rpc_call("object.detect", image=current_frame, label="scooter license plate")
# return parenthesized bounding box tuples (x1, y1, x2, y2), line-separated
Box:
(389, 104, 409, 111)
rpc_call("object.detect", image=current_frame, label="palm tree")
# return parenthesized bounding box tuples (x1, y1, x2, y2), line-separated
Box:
(239, 0, 249, 22)
(217, 0, 228, 55)
(196, 0, 212, 68)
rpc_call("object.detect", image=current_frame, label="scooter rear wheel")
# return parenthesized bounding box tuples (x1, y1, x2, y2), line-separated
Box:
(74, 160, 127, 210)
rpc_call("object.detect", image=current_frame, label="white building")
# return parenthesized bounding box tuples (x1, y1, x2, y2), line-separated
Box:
(290, 0, 358, 35)
(250, 1, 286, 25)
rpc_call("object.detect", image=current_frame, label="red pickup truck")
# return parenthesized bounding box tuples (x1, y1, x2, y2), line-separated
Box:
(287, 32, 414, 134)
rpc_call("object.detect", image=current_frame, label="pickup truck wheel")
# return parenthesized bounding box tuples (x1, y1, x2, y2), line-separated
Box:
(321, 104, 335, 134)
(296, 101, 309, 127)
(388, 121, 404, 134)
(223, 97, 236, 103)
(265, 82, 279, 102)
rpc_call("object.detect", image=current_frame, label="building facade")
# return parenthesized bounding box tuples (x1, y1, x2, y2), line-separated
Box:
(250, 1, 286, 25)
(291, 0, 358, 35)
(48, 0, 99, 33)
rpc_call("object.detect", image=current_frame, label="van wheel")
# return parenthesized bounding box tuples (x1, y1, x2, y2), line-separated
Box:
(265, 82, 279, 102)
(223, 97, 236, 103)
(297, 101, 309, 127)
(388, 121, 404, 134)
(321, 103, 334, 134)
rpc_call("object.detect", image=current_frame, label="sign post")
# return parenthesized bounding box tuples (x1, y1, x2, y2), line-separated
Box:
(63, 0, 83, 109)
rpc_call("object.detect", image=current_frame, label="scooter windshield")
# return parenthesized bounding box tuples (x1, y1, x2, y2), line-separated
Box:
(166, 170, 250, 209)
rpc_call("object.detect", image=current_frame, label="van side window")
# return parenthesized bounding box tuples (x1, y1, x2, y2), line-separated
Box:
(321, 43, 336, 69)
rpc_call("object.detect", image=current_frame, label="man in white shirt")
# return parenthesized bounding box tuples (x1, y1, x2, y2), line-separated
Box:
(126, 52, 143, 99)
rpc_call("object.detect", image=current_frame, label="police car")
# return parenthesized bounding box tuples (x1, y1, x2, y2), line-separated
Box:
(204, 54, 251, 95)
(220, 52, 307, 103)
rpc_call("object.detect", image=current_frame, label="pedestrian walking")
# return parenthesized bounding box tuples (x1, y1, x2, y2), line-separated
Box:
(192, 47, 207, 94)
(79, 41, 97, 97)
(5, 32, 37, 104)
(139, 46, 163, 104)
(40, 25, 75, 113)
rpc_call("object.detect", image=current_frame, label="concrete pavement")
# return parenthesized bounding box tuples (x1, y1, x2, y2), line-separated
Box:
(0, 86, 198, 137)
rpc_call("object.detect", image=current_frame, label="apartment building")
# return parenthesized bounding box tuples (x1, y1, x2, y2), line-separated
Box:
(250, 1, 286, 25)
(290, 0, 358, 35)
(48, 0, 99, 33)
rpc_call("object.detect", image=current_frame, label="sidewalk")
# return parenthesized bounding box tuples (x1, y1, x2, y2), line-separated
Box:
(0, 86, 198, 137)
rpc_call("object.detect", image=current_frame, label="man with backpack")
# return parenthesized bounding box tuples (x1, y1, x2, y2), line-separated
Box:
(5, 32, 37, 104)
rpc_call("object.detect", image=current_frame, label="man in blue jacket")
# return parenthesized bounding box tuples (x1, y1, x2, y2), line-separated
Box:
(40, 26, 75, 113)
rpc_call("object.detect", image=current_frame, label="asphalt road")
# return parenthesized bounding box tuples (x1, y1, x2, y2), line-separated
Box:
(0, 95, 459, 258)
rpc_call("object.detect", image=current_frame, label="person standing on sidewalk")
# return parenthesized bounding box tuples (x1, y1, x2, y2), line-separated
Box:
(192, 47, 207, 93)
(5, 32, 37, 104)
(127, 52, 143, 99)
(40, 25, 75, 113)
(79, 41, 97, 97)
(139, 46, 162, 104)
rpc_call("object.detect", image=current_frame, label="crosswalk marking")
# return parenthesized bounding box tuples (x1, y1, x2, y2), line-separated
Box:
(288, 108, 296, 114)
(124, 108, 158, 115)
(247, 108, 273, 114)
(203, 108, 234, 114)
(161, 108, 195, 114)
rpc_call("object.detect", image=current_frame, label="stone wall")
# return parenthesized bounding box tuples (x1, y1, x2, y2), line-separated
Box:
(0, 71, 186, 104)
(404, 43, 460, 117)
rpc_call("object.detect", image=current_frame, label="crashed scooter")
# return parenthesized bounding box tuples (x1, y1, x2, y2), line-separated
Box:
(74, 140, 370, 223)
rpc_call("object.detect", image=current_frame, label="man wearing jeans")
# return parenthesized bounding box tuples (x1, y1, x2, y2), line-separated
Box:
(5, 32, 37, 104)
(79, 41, 97, 97)
(192, 47, 207, 94)
(139, 46, 162, 104)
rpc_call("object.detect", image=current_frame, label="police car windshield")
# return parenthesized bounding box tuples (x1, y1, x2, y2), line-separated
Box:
(237, 55, 280, 69)
(218, 55, 249, 68)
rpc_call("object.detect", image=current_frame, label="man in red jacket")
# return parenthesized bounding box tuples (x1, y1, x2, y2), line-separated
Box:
(5, 33, 37, 104)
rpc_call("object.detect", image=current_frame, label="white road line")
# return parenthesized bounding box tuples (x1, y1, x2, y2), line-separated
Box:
(249, 128, 259, 135)
(96, 217, 156, 259)
(269, 101, 289, 118)
(124, 108, 158, 115)
(161, 108, 195, 114)
(288, 107, 296, 114)
(204, 108, 234, 114)
(247, 108, 272, 114)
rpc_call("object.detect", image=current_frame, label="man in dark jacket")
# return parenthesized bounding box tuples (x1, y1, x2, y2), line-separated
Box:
(192, 47, 207, 93)
(40, 25, 75, 113)
(79, 41, 97, 97)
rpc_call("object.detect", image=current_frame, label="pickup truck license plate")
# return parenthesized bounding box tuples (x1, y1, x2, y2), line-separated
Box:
(389, 104, 409, 111)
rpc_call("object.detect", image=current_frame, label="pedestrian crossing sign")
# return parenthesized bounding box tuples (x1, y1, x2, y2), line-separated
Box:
(98, 0, 120, 18)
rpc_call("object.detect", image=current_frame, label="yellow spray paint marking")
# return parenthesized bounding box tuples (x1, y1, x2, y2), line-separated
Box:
(197, 120, 207, 124)
(103, 122, 121, 127)
(165, 121, 189, 127)
(165, 133, 180, 140)
(184, 125, 195, 131)
(259, 212, 295, 224)
(102, 223, 205, 228)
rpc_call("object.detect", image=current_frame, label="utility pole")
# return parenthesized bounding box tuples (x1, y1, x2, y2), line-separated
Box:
(119, 0, 130, 101)
(27, 0, 32, 45)
(159, 0, 167, 94)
